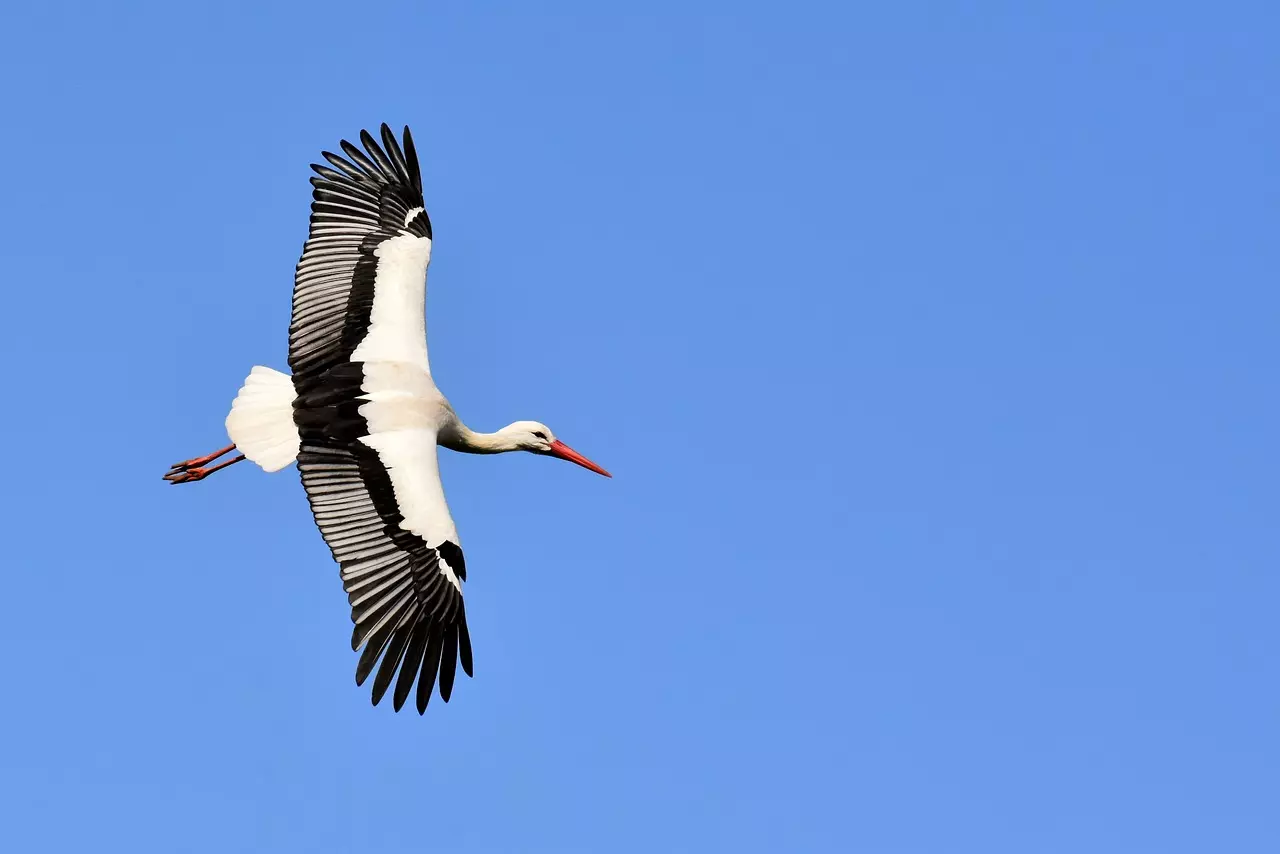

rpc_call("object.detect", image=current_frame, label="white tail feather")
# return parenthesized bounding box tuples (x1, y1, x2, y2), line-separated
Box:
(225, 366, 299, 472)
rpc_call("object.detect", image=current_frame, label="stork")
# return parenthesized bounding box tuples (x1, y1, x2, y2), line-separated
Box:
(164, 124, 609, 714)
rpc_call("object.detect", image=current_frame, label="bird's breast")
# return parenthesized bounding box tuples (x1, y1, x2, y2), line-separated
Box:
(356, 361, 451, 435)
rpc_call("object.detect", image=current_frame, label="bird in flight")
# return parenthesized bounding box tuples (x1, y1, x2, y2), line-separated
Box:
(165, 124, 610, 714)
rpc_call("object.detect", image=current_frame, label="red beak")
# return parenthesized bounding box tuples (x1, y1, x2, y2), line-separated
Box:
(547, 440, 612, 478)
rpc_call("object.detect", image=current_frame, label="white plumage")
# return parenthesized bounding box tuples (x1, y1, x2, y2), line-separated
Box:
(224, 366, 299, 472)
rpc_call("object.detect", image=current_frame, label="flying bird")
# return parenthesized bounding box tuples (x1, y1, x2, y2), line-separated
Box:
(164, 124, 610, 714)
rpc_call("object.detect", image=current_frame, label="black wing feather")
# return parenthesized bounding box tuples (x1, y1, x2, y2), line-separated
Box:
(438, 626, 458, 703)
(371, 621, 415, 705)
(416, 627, 445, 714)
(290, 126, 429, 379)
(338, 138, 384, 181)
(402, 126, 422, 196)
(290, 127, 468, 715)
(359, 128, 398, 181)
(320, 150, 368, 181)
(380, 123, 412, 186)
(458, 610, 474, 678)
(300, 441, 473, 711)
(393, 623, 432, 711)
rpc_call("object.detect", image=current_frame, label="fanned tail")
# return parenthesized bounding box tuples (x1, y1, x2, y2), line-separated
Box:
(225, 366, 300, 472)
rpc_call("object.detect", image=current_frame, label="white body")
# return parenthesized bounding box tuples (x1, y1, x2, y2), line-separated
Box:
(225, 360, 464, 575)
(224, 202, 469, 555)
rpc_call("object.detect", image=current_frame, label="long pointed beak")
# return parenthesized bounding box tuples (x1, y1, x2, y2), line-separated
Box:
(547, 440, 612, 478)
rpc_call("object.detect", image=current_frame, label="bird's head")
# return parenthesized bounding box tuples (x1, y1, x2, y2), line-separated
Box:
(500, 420, 611, 477)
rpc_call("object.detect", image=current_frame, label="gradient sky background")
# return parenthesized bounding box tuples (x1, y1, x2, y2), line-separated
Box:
(1, 2, 1277, 851)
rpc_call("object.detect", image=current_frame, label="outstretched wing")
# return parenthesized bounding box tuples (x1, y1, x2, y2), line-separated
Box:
(288, 124, 435, 380)
(294, 362, 473, 714)
(288, 126, 470, 713)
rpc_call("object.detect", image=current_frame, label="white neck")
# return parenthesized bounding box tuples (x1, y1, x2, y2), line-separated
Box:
(438, 422, 521, 454)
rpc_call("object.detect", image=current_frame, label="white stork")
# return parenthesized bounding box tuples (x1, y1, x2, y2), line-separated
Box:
(164, 124, 610, 714)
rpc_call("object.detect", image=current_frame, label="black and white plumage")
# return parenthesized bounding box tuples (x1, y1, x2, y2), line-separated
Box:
(165, 125, 610, 714)
(289, 125, 433, 377)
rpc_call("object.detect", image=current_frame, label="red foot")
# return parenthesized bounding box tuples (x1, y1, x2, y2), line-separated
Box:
(163, 449, 246, 485)
(164, 466, 211, 484)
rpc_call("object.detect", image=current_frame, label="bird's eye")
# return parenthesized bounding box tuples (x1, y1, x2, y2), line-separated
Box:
(533, 431, 547, 440)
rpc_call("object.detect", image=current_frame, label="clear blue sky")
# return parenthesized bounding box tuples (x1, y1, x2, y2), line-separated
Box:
(1, 2, 1276, 851)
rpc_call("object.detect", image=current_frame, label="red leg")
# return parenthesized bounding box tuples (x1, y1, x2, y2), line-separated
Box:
(168, 444, 236, 470)
(164, 447, 246, 484)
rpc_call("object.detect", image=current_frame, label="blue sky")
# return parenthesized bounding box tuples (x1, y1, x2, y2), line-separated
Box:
(1, 2, 1277, 851)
